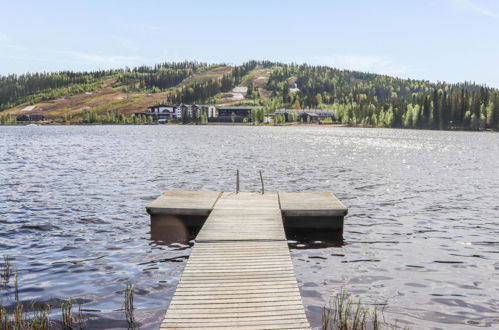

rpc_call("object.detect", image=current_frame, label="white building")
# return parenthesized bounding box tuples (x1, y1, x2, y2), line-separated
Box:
(142, 104, 217, 121)
(198, 104, 217, 118)
(146, 105, 177, 119)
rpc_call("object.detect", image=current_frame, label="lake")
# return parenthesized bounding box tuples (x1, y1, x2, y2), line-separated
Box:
(0, 125, 498, 329)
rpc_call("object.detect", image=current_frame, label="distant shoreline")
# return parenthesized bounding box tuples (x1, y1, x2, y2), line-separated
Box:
(3, 122, 497, 133)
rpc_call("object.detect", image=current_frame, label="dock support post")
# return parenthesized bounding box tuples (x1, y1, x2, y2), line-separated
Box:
(236, 170, 240, 194)
(259, 170, 264, 194)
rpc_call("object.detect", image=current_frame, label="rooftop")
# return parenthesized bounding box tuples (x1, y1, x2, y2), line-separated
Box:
(218, 106, 262, 110)
(275, 108, 336, 113)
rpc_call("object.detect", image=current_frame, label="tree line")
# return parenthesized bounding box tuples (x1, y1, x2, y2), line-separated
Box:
(116, 69, 195, 91)
(165, 61, 262, 104)
(0, 61, 210, 110)
(2, 60, 499, 130)
(115, 62, 214, 91)
(265, 64, 499, 130)
(0, 70, 115, 110)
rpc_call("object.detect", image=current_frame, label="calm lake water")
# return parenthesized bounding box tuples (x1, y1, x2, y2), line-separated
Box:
(0, 125, 498, 329)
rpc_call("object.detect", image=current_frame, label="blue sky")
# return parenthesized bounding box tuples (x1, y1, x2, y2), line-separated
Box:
(0, 0, 498, 87)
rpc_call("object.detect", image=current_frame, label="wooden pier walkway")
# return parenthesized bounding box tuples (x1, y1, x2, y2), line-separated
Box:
(148, 190, 347, 329)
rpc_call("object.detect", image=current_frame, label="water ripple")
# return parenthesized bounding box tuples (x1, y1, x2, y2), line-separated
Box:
(1, 125, 498, 329)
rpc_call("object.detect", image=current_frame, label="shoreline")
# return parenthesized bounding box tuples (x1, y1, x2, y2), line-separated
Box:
(1, 122, 497, 132)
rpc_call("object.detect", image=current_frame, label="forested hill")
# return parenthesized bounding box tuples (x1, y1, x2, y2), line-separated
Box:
(1, 60, 498, 130)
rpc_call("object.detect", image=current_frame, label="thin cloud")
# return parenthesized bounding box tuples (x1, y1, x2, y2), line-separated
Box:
(49, 49, 154, 65)
(452, 0, 499, 19)
(0, 44, 25, 50)
(109, 35, 140, 52)
(0, 42, 164, 74)
(0, 33, 12, 42)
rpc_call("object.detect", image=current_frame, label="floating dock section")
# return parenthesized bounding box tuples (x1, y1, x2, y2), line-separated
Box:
(146, 190, 347, 329)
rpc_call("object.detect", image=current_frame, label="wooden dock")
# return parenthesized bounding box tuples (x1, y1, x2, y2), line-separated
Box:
(147, 190, 348, 329)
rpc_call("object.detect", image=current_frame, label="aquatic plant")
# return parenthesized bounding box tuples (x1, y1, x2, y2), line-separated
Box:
(13, 300, 24, 329)
(1, 276, 134, 329)
(76, 302, 85, 329)
(0, 266, 72, 329)
(61, 299, 73, 329)
(0, 301, 8, 329)
(14, 273, 19, 303)
(0, 271, 51, 329)
(1, 255, 13, 286)
(322, 302, 333, 330)
(0, 256, 140, 329)
(28, 303, 52, 330)
(124, 281, 136, 327)
(322, 289, 401, 330)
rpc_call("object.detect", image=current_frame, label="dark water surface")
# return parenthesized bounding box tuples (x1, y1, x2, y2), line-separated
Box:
(0, 125, 498, 329)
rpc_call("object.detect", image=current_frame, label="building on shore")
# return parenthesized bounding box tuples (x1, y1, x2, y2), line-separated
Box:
(16, 114, 45, 122)
(274, 109, 337, 122)
(143, 104, 177, 120)
(217, 106, 261, 122)
(197, 104, 217, 118)
(135, 104, 216, 121)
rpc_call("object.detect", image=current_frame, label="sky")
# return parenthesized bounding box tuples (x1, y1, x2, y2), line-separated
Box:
(0, 0, 498, 87)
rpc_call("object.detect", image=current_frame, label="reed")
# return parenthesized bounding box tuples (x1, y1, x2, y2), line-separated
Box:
(13, 304, 23, 329)
(0, 301, 8, 329)
(29, 303, 51, 330)
(0, 256, 89, 330)
(1, 255, 13, 286)
(322, 302, 333, 330)
(124, 281, 136, 327)
(60, 299, 85, 329)
(322, 289, 400, 330)
(14, 273, 19, 303)
(61, 299, 74, 329)
(1, 271, 52, 330)
(372, 306, 381, 330)
(76, 302, 85, 329)
(1, 256, 138, 329)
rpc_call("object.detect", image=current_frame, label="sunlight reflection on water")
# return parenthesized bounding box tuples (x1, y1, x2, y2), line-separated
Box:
(0, 125, 498, 329)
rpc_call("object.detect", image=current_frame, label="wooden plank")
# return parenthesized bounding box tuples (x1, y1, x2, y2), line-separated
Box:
(168, 301, 305, 309)
(162, 320, 310, 326)
(146, 190, 221, 215)
(181, 273, 296, 278)
(177, 281, 298, 288)
(213, 192, 280, 210)
(163, 244, 309, 326)
(164, 313, 307, 320)
(164, 306, 306, 314)
(183, 261, 292, 267)
(168, 299, 306, 307)
(279, 191, 348, 216)
(176, 285, 300, 292)
(196, 207, 285, 242)
(184, 260, 290, 267)
(178, 278, 299, 284)
(172, 291, 302, 299)
(162, 319, 310, 327)
(174, 289, 302, 296)
(161, 192, 310, 329)
(161, 322, 310, 330)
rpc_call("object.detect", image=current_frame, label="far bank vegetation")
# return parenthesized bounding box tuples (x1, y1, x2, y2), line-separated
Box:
(1, 61, 498, 131)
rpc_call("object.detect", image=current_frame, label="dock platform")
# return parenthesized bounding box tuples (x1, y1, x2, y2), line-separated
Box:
(147, 190, 348, 329)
